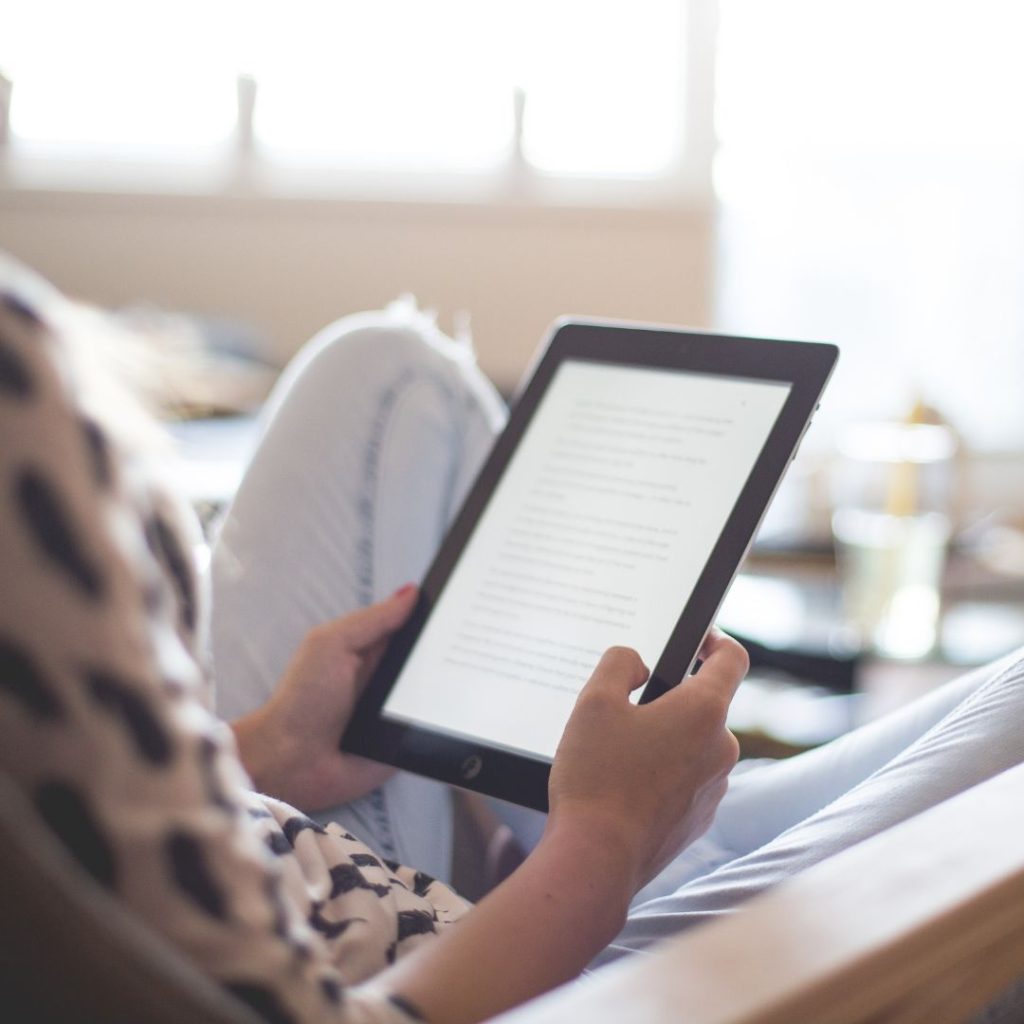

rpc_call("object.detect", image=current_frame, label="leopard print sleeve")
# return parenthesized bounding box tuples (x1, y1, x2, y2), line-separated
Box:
(0, 263, 470, 1024)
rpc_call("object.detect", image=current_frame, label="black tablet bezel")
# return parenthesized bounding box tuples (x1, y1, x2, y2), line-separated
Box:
(343, 319, 838, 811)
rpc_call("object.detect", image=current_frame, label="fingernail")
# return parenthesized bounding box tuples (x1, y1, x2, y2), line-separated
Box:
(393, 583, 416, 598)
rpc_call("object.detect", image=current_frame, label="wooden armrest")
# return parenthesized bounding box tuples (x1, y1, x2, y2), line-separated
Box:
(492, 763, 1024, 1024)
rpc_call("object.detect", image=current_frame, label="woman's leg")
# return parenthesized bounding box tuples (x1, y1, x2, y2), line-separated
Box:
(594, 645, 1024, 964)
(490, 646, 1024, 871)
(209, 299, 505, 881)
(626, 653, 1014, 909)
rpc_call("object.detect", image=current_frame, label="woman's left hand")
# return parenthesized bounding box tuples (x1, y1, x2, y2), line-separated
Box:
(231, 585, 418, 812)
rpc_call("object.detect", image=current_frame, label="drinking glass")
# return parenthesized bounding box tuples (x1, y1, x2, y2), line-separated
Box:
(831, 421, 956, 659)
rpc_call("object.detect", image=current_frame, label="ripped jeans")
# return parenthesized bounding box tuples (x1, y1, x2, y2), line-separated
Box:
(209, 301, 1024, 960)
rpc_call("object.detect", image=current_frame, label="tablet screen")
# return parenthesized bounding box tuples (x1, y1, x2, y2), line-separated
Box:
(381, 359, 791, 761)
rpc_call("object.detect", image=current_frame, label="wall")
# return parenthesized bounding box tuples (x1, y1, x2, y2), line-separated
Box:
(0, 189, 713, 391)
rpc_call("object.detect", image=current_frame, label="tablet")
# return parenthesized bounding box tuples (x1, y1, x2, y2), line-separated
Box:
(343, 319, 837, 811)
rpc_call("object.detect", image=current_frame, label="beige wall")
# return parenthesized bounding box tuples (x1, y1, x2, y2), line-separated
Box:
(0, 189, 713, 391)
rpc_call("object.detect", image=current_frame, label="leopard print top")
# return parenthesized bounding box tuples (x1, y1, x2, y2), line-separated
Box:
(0, 260, 470, 1024)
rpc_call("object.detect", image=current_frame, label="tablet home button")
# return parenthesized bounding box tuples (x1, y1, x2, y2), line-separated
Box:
(460, 755, 484, 781)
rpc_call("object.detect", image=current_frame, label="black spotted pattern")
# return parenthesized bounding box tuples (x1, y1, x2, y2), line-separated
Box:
(1, 297, 464, 1013)
(328, 862, 391, 900)
(308, 902, 365, 940)
(281, 814, 327, 846)
(396, 909, 438, 942)
(15, 466, 104, 598)
(165, 830, 227, 920)
(84, 668, 173, 766)
(145, 513, 196, 633)
(411, 870, 436, 898)
(389, 994, 428, 1021)
(0, 337, 34, 398)
(349, 852, 383, 869)
(35, 781, 117, 888)
(264, 874, 291, 940)
(265, 831, 292, 857)
(319, 976, 344, 1007)
(79, 416, 112, 488)
(197, 735, 235, 813)
(0, 637, 64, 720)
(223, 983, 298, 1024)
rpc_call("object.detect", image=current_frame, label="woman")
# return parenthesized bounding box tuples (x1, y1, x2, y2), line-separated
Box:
(2, 257, 1021, 1023)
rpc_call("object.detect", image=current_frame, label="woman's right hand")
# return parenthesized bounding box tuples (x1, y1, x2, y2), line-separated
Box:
(381, 630, 747, 1024)
(547, 630, 747, 896)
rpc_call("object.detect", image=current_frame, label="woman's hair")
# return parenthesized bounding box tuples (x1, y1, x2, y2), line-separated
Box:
(2, 252, 214, 461)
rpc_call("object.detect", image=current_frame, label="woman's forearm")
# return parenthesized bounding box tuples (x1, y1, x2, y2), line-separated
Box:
(376, 818, 635, 1024)
(371, 638, 746, 1023)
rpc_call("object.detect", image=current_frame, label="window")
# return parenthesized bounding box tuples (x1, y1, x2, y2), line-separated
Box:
(2, 0, 693, 183)
(3, 2, 237, 155)
(714, 0, 1024, 450)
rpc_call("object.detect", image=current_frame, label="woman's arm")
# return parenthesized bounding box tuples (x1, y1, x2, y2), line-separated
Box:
(382, 814, 637, 1021)
(238, 597, 745, 1023)
(378, 638, 745, 1024)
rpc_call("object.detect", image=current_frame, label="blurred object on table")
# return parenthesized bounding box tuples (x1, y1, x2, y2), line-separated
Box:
(830, 403, 958, 660)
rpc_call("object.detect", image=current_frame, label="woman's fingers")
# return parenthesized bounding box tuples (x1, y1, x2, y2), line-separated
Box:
(550, 630, 748, 893)
(681, 628, 749, 711)
(582, 646, 650, 698)
(698, 626, 748, 666)
(583, 630, 747, 711)
(330, 584, 419, 652)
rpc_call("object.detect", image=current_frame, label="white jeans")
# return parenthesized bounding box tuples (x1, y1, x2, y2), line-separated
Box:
(209, 305, 1024, 960)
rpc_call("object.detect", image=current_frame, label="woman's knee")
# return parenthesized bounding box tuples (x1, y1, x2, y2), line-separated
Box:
(262, 301, 505, 487)
(279, 301, 475, 408)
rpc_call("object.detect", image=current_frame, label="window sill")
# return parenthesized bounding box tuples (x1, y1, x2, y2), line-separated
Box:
(0, 151, 711, 222)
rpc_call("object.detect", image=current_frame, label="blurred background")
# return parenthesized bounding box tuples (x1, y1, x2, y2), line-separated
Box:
(3, 0, 1024, 749)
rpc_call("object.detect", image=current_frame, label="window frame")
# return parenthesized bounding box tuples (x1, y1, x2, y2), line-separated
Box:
(0, 0, 719, 211)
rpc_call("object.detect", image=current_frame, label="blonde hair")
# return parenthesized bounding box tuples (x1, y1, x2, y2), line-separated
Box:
(1, 251, 213, 460)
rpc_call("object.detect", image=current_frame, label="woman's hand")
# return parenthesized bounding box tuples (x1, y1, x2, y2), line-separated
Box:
(382, 629, 747, 1024)
(231, 585, 418, 812)
(547, 630, 747, 896)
